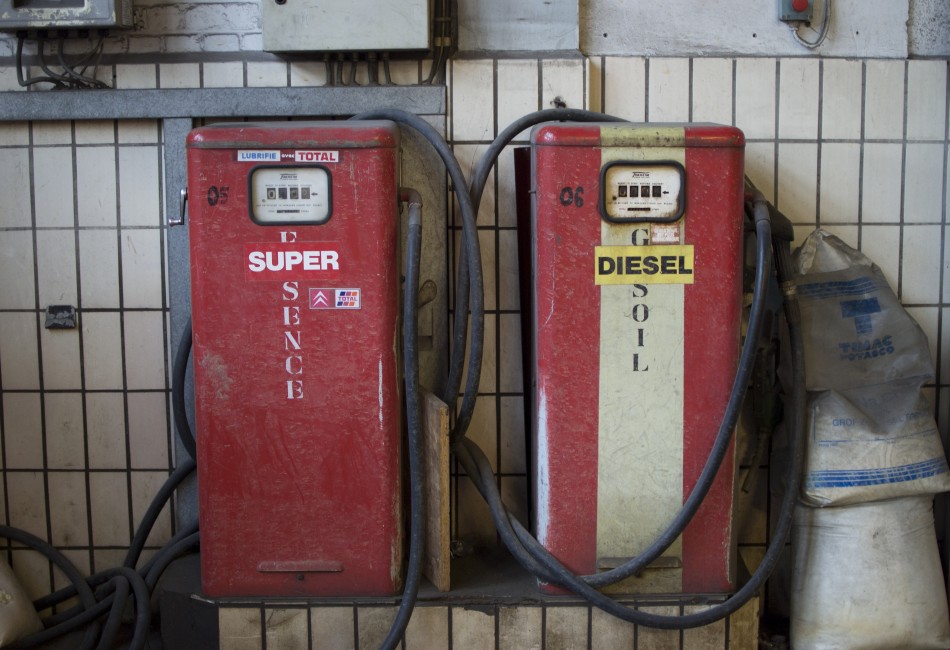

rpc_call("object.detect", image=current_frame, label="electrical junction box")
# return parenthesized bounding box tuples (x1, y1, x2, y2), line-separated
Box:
(261, 0, 430, 53)
(779, 0, 813, 22)
(0, 0, 133, 31)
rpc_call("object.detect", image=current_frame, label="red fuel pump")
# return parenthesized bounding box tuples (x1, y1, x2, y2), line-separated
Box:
(530, 123, 745, 594)
(186, 121, 404, 597)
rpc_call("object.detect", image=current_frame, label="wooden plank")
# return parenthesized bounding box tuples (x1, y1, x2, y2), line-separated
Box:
(423, 392, 451, 591)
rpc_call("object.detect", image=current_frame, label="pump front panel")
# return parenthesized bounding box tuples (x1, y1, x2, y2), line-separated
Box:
(531, 124, 745, 594)
(187, 122, 402, 597)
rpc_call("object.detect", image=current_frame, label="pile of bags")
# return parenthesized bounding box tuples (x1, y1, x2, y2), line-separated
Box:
(789, 230, 950, 649)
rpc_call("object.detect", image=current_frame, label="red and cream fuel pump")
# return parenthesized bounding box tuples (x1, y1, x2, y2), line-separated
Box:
(530, 123, 746, 594)
(185, 121, 405, 597)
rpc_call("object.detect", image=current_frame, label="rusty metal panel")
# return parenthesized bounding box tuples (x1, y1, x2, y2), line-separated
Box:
(187, 121, 403, 597)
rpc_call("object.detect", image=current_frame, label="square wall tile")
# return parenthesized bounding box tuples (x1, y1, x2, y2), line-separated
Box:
(635, 605, 680, 649)
(89, 472, 129, 546)
(779, 58, 819, 140)
(120, 229, 163, 308)
(81, 312, 124, 390)
(123, 311, 167, 390)
(901, 225, 941, 304)
(0, 230, 36, 309)
(861, 143, 903, 223)
(79, 230, 120, 308)
(131, 471, 173, 547)
(819, 143, 860, 223)
(86, 392, 127, 469)
(117, 121, 159, 145)
(904, 143, 945, 223)
(76, 146, 118, 228)
(649, 58, 690, 122)
(455, 477, 496, 549)
(541, 59, 586, 112)
(499, 396, 526, 474)
(0, 147, 32, 228)
(821, 59, 863, 140)
(9, 549, 50, 602)
(776, 143, 818, 223)
(745, 142, 776, 203)
(7, 472, 46, 539)
(31, 122, 72, 146)
(118, 147, 161, 227)
(44, 392, 85, 470)
(452, 607, 494, 650)
(219, 607, 262, 650)
(454, 144, 494, 225)
(499, 313, 523, 394)
(310, 606, 355, 650)
(465, 396, 497, 467)
(33, 147, 75, 228)
(906, 307, 939, 370)
(0, 313, 40, 390)
(906, 60, 947, 141)
(544, 606, 588, 648)
(497, 59, 540, 138)
(692, 58, 733, 125)
(48, 471, 88, 547)
(115, 64, 157, 90)
(74, 121, 115, 145)
(591, 607, 634, 648)
(264, 608, 308, 649)
(0, 122, 29, 146)
(859, 225, 900, 292)
(36, 229, 78, 306)
(498, 227, 521, 312)
(2, 392, 43, 469)
(127, 392, 168, 469)
(389, 59, 423, 85)
(864, 60, 904, 140)
(603, 57, 645, 122)
(451, 59, 494, 141)
(40, 328, 82, 390)
(289, 61, 327, 87)
(736, 58, 776, 139)
(498, 606, 542, 650)
(357, 607, 396, 650)
(405, 606, 448, 649)
(246, 61, 287, 87)
(158, 63, 200, 89)
(683, 605, 726, 647)
(203, 62, 244, 88)
(496, 146, 522, 229)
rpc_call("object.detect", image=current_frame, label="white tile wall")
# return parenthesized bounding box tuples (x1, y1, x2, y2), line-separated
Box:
(0, 54, 946, 650)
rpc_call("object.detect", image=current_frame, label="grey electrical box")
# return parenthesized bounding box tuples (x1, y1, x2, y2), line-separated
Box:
(0, 0, 133, 31)
(778, 0, 813, 22)
(262, 0, 430, 53)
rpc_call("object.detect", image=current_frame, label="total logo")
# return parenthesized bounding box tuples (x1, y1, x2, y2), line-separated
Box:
(309, 288, 361, 310)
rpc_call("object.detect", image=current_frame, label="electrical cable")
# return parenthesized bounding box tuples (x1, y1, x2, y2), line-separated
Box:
(453, 197, 806, 628)
(377, 190, 426, 650)
(15, 34, 63, 88)
(791, 0, 832, 49)
(1, 449, 197, 646)
(172, 319, 197, 460)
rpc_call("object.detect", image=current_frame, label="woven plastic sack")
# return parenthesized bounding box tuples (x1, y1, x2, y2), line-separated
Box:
(793, 230, 950, 505)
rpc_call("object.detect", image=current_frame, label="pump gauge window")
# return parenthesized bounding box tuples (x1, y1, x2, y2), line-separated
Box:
(249, 166, 332, 225)
(600, 161, 685, 223)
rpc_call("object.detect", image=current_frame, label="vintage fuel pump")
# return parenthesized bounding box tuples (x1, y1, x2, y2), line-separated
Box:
(185, 121, 405, 597)
(531, 123, 745, 594)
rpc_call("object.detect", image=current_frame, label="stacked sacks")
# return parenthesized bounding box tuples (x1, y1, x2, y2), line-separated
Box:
(789, 230, 950, 649)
